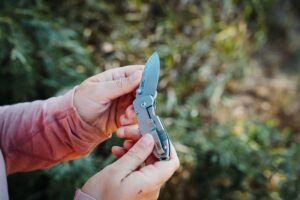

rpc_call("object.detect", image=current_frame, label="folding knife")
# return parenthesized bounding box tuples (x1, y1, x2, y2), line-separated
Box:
(133, 52, 170, 161)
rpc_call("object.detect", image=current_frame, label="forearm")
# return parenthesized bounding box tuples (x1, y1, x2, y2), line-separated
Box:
(0, 88, 108, 174)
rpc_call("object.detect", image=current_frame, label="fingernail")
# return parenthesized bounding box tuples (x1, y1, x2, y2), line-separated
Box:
(117, 128, 125, 138)
(119, 115, 127, 125)
(141, 134, 153, 146)
(128, 109, 134, 118)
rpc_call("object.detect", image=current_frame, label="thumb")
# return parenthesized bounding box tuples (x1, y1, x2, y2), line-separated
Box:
(104, 71, 142, 100)
(113, 134, 154, 177)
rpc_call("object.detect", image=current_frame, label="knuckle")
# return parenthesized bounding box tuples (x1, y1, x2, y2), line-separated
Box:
(115, 78, 125, 89)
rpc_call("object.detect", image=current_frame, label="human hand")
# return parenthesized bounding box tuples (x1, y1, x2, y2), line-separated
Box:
(81, 134, 180, 200)
(74, 65, 143, 135)
(112, 123, 158, 165)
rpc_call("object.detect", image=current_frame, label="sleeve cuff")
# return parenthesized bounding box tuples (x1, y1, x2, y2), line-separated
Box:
(74, 189, 97, 200)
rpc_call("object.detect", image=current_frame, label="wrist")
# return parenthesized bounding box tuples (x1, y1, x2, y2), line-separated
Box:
(73, 85, 94, 126)
(67, 87, 110, 151)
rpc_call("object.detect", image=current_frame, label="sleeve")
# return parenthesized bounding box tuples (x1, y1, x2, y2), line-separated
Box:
(74, 189, 97, 200)
(0, 88, 110, 175)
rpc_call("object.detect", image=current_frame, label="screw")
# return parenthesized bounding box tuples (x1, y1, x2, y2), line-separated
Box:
(141, 102, 147, 107)
(136, 89, 142, 95)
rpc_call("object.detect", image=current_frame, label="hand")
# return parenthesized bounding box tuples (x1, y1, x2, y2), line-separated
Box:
(74, 65, 143, 135)
(111, 106, 157, 164)
(81, 134, 180, 200)
(112, 124, 158, 165)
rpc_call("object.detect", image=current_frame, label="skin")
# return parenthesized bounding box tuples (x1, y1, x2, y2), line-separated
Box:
(82, 133, 179, 200)
(74, 65, 143, 134)
(74, 65, 180, 200)
(113, 106, 158, 165)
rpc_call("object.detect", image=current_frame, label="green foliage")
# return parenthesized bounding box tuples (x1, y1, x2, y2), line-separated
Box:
(2, 0, 300, 200)
(0, 0, 93, 104)
(167, 121, 300, 199)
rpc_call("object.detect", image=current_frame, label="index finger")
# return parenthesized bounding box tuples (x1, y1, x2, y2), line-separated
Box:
(90, 65, 144, 82)
(118, 65, 144, 77)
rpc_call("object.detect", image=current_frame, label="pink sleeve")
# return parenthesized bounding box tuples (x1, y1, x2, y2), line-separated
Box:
(74, 189, 97, 200)
(0, 88, 110, 175)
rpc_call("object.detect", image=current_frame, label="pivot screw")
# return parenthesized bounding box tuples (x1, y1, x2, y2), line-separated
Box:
(136, 89, 142, 95)
(141, 102, 147, 107)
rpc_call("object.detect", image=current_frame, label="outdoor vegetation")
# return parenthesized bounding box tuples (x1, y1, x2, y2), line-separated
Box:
(1, 0, 300, 199)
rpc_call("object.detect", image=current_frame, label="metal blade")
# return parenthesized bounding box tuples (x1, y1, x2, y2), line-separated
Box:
(138, 52, 160, 97)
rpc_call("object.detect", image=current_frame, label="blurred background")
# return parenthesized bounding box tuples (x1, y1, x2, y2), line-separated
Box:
(1, 0, 300, 199)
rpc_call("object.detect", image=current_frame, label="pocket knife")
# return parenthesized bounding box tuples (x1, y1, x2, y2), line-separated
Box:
(133, 52, 170, 161)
